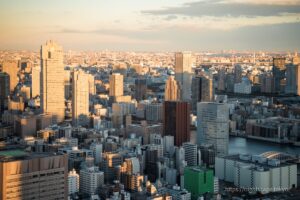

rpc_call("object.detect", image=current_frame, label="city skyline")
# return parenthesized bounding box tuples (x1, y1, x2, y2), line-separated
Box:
(1, 1, 300, 199)
(1, 0, 300, 51)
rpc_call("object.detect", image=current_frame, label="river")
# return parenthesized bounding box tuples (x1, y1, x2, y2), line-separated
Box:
(190, 130, 300, 156)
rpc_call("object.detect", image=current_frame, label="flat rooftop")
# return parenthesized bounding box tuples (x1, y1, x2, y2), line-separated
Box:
(0, 149, 63, 162)
(185, 166, 212, 173)
(0, 149, 27, 158)
(220, 154, 296, 170)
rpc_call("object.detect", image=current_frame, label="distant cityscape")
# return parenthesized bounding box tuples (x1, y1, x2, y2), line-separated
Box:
(2, 0, 300, 199)
(0, 40, 300, 200)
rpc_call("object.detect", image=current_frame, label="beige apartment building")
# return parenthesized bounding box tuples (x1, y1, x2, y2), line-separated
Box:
(0, 150, 68, 200)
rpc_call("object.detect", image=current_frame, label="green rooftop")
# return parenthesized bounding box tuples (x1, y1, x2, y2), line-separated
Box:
(0, 150, 28, 158)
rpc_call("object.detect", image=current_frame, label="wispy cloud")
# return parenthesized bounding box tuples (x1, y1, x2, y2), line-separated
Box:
(142, 0, 300, 17)
(140, 0, 300, 31)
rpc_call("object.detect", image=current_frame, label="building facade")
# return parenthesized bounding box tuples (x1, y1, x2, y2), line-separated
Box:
(163, 101, 190, 146)
(0, 151, 68, 200)
(175, 52, 192, 101)
(40, 40, 65, 123)
(72, 70, 90, 127)
(197, 102, 229, 156)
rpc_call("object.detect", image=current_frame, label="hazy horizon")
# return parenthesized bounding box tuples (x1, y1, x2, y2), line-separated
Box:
(1, 0, 300, 51)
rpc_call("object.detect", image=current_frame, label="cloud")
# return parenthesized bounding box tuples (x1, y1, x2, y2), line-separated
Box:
(164, 15, 178, 21)
(142, 0, 300, 17)
(224, 0, 300, 6)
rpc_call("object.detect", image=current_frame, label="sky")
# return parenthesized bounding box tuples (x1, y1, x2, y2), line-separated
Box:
(0, 0, 300, 51)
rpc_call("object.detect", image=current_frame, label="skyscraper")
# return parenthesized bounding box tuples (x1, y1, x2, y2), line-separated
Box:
(261, 73, 274, 93)
(0, 150, 68, 200)
(40, 40, 65, 123)
(163, 101, 190, 146)
(197, 102, 229, 156)
(285, 64, 300, 95)
(165, 76, 181, 101)
(191, 75, 213, 112)
(31, 64, 40, 98)
(135, 78, 147, 101)
(175, 52, 192, 101)
(217, 68, 226, 91)
(292, 51, 299, 65)
(0, 72, 9, 114)
(272, 57, 286, 93)
(88, 74, 96, 96)
(234, 64, 242, 83)
(72, 70, 89, 127)
(109, 73, 123, 97)
(1, 60, 19, 93)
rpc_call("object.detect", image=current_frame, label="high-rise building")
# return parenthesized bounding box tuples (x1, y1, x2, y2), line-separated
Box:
(285, 64, 300, 95)
(191, 75, 213, 112)
(163, 101, 190, 146)
(14, 114, 37, 138)
(40, 40, 65, 123)
(183, 142, 198, 167)
(197, 102, 229, 156)
(217, 68, 226, 91)
(135, 78, 147, 101)
(145, 103, 163, 122)
(88, 74, 96, 96)
(109, 73, 123, 97)
(1, 60, 19, 92)
(175, 52, 192, 101)
(68, 169, 79, 195)
(31, 64, 40, 98)
(234, 78, 252, 94)
(234, 64, 242, 83)
(90, 143, 103, 165)
(64, 69, 71, 100)
(272, 57, 286, 93)
(0, 72, 9, 114)
(80, 166, 104, 195)
(120, 157, 143, 192)
(293, 52, 300, 65)
(0, 150, 68, 200)
(184, 166, 214, 200)
(72, 70, 89, 127)
(165, 76, 181, 101)
(260, 73, 274, 93)
(102, 153, 123, 183)
(121, 173, 144, 192)
(144, 147, 159, 182)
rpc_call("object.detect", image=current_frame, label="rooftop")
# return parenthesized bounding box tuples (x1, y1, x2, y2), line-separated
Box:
(0, 149, 27, 158)
(0, 149, 63, 162)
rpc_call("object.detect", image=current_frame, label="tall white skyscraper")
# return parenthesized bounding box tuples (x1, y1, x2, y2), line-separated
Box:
(197, 102, 229, 156)
(72, 70, 89, 127)
(175, 52, 192, 101)
(31, 64, 40, 98)
(40, 40, 65, 123)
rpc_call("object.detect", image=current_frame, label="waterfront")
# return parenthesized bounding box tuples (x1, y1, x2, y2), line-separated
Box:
(191, 131, 300, 156)
(229, 136, 300, 156)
